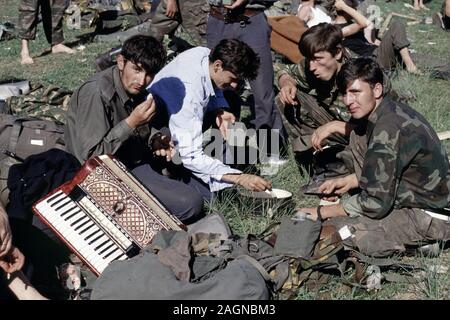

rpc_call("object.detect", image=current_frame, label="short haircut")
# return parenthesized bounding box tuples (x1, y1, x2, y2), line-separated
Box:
(120, 35, 166, 76)
(337, 57, 384, 93)
(298, 23, 343, 60)
(209, 39, 260, 81)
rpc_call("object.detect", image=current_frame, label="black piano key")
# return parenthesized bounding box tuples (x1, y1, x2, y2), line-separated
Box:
(64, 211, 80, 221)
(99, 243, 115, 256)
(87, 231, 103, 244)
(54, 199, 74, 212)
(94, 239, 110, 251)
(70, 215, 88, 227)
(50, 195, 70, 208)
(60, 206, 79, 218)
(46, 192, 64, 204)
(75, 219, 92, 232)
(103, 248, 119, 259)
(79, 223, 95, 235)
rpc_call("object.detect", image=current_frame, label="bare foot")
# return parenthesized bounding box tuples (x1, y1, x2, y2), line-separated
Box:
(20, 53, 34, 65)
(51, 43, 75, 54)
(420, 4, 430, 10)
(413, 5, 421, 11)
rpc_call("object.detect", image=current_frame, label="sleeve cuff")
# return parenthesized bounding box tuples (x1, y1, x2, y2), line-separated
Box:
(342, 195, 364, 218)
(114, 120, 134, 143)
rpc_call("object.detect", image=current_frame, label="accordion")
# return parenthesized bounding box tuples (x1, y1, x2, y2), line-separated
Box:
(32, 154, 185, 276)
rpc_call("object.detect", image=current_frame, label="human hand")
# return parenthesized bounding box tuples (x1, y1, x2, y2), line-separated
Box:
(151, 134, 176, 162)
(318, 174, 358, 198)
(165, 0, 179, 18)
(224, 0, 248, 10)
(311, 123, 336, 151)
(126, 97, 156, 129)
(278, 75, 298, 106)
(236, 174, 272, 191)
(0, 246, 25, 273)
(216, 110, 236, 139)
(0, 211, 12, 258)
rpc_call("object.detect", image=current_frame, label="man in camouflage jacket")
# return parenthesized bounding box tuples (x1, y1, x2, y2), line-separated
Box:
(298, 58, 450, 257)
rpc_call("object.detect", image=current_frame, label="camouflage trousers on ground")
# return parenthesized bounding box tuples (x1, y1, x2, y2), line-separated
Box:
(150, 0, 208, 46)
(18, 0, 68, 45)
(275, 92, 349, 153)
(7, 84, 71, 125)
(324, 207, 450, 258)
(325, 128, 450, 257)
(373, 20, 411, 71)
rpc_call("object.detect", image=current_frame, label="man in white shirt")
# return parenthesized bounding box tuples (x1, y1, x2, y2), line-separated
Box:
(148, 39, 272, 199)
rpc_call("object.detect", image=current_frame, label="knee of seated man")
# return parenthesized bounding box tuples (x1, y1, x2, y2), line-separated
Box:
(173, 190, 204, 224)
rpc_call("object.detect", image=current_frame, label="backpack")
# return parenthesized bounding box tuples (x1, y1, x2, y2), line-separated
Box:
(0, 115, 65, 205)
(90, 212, 346, 300)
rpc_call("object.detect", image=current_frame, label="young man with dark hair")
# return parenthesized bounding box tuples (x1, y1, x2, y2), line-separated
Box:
(65, 35, 203, 223)
(206, 0, 286, 159)
(148, 39, 272, 199)
(298, 57, 450, 257)
(276, 23, 351, 174)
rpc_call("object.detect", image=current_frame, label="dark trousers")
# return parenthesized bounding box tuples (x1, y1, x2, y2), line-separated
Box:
(18, 0, 67, 45)
(374, 20, 411, 70)
(206, 13, 284, 132)
(132, 164, 204, 223)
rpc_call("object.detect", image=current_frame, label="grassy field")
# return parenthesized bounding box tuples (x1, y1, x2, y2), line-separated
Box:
(1, 0, 449, 300)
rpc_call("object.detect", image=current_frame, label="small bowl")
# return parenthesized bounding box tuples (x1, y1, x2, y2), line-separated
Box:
(238, 188, 294, 217)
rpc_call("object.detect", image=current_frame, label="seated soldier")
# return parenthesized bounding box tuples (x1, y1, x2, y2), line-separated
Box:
(276, 23, 354, 175)
(148, 39, 272, 200)
(331, 0, 419, 73)
(298, 58, 450, 257)
(65, 35, 203, 224)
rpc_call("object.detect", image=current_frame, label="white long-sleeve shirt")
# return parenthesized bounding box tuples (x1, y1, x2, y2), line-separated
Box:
(148, 47, 241, 192)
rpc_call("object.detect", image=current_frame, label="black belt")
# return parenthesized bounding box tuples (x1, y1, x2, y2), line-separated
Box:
(209, 6, 262, 24)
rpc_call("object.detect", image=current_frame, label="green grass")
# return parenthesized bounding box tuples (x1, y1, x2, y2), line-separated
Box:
(1, 0, 449, 300)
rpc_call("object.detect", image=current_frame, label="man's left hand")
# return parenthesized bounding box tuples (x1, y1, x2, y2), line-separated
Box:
(216, 110, 236, 139)
(224, 0, 248, 10)
(152, 134, 176, 162)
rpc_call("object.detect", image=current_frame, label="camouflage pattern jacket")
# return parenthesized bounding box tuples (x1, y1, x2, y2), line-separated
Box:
(275, 58, 351, 122)
(343, 96, 450, 219)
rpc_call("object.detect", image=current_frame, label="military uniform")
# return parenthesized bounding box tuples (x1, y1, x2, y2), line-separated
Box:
(18, 0, 68, 45)
(149, 0, 209, 46)
(275, 58, 351, 153)
(325, 96, 450, 257)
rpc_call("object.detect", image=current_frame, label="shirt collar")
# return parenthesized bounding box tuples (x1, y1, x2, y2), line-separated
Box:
(112, 66, 131, 105)
(202, 54, 216, 97)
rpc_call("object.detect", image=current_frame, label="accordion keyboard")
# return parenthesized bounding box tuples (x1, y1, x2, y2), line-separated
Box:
(35, 190, 133, 275)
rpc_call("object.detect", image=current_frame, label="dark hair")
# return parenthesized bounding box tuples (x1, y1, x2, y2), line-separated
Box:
(298, 23, 343, 59)
(209, 39, 260, 81)
(336, 57, 384, 93)
(120, 35, 166, 75)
